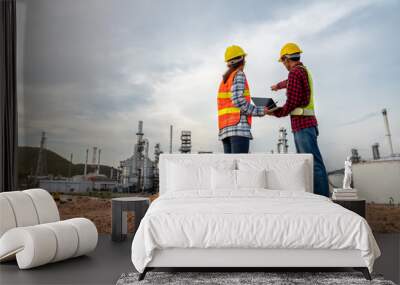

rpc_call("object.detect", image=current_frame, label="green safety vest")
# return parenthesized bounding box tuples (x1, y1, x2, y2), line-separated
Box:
(290, 65, 315, 116)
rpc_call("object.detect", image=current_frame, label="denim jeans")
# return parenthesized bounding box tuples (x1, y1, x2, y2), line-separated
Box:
(293, 126, 329, 197)
(222, 136, 250, 154)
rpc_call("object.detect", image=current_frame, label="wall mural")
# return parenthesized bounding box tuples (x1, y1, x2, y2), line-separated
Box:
(16, 0, 399, 234)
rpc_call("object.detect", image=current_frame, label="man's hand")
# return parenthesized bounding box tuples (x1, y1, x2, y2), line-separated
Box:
(264, 107, 275, 116)
(270, 84, 279, 91)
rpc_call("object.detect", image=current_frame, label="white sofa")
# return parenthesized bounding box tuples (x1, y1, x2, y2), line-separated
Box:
(0, 188, 98, 269)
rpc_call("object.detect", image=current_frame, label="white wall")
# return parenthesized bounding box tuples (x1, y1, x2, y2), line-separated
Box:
(40, 180, 91, 193)
(353, 160, 400, 204)
(40, 180, 118, 193)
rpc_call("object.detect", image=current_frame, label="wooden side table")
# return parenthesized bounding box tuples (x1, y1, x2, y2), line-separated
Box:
(332, 199, 366, 218)
(111, 197, 150, 242)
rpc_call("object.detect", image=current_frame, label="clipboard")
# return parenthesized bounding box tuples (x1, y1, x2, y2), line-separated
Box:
(252, 97, 279, 111)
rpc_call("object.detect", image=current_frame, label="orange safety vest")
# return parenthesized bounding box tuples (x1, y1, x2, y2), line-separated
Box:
(217, 70, 252, 130)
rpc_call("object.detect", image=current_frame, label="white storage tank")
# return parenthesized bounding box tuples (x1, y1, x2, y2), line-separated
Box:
(352, 159, 400, 204)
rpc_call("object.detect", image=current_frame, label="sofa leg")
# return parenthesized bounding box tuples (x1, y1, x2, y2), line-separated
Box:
(354, 267, 371, 280)
(138, 268, 148, 281)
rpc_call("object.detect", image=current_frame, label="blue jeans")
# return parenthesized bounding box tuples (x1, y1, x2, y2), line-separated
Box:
(222, 136, 250, 153)
(293, 127, 329, 197)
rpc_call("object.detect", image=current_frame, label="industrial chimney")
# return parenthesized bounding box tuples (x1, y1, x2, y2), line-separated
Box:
(68, 153, 73, 178)
(136, 121, 144, 141)
(35, 131, 48, 178)
(84, 148, 89, 176)
(382, 109, 394, 156)
(169, 125, 173, 154)
(97, 149, 101, 175)
(142, 139, 149, 192)
(92, 146, 98, 166)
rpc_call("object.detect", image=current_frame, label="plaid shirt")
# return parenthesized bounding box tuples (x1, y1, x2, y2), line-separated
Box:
(273, 62, 318, 132)
(218, 70, 265, 140)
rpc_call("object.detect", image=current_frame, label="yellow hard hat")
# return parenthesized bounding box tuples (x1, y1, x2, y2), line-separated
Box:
(224, 45, 247, 62)
(279, 42, 302, 62)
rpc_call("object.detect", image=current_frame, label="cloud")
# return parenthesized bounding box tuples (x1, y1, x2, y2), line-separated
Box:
(335, 112, 381, 127)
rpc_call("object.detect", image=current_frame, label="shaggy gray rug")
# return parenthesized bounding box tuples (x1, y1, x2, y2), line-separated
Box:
(116, 271, 396, 285)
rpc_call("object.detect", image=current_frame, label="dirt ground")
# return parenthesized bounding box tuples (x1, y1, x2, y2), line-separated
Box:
(367, 203, 400, 233)
(57, 195, 400, 234)
(57, 196, 115, 234)
(57, 194, 159, 234)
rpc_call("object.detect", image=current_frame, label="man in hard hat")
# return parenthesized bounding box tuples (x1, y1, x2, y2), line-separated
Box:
(217, 45, 268, 153)
(268, 43, 329, 197)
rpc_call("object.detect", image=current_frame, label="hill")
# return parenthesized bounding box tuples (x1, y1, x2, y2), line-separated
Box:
(18, 146, 116, 181)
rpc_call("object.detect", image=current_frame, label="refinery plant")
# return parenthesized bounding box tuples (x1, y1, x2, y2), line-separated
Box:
(30, 108, 398, 203)
(34, 121, 196, 194)
(119, 121, 160, 193)
(119, 122, 194, 192)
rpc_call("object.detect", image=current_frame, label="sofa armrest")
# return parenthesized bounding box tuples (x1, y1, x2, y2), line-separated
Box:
(0, 218, 98, 269)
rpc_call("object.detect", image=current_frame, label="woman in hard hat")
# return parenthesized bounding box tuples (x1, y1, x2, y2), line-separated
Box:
(217, 45, 268, 153)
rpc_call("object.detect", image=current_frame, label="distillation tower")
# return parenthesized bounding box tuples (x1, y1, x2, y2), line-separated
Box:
(179, 130, 192, 153)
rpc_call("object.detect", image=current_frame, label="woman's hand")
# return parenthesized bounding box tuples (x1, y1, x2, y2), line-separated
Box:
(270, 84, 279, 91)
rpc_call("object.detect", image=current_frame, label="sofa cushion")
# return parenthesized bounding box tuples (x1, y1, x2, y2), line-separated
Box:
(0, 225, 57, 269)
(42, 221, 79, 262)
(23, 189, 60, 224)
(0, 218, 98, 269)
(65, 218, 98, 257)
(0, 192, 39, 227)
(0, 196, 17, 238)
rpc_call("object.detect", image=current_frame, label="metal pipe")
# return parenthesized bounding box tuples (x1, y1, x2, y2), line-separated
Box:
(382, 109, 394, 156)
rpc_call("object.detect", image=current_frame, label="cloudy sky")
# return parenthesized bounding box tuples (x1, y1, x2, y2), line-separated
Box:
(17, 0, 400, 170)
